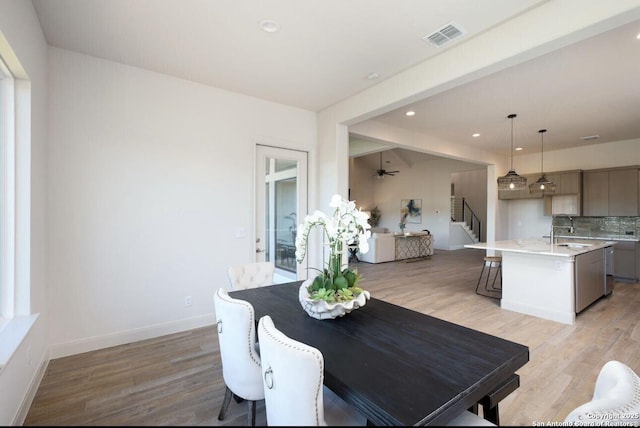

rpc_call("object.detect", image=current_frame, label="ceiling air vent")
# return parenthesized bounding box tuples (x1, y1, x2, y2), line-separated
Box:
(423, 22, 465, 47)
(580, 134, 600, 141)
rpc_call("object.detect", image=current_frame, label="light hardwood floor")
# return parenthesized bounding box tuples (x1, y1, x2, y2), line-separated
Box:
(24, 249, 640, 426)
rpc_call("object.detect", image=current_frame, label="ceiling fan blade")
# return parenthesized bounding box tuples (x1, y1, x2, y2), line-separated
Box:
(376, 153, 400, 177)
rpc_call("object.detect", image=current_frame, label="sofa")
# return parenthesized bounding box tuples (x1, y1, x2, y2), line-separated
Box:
(358, 232, 396, 263)
(359, 230, 434, 263)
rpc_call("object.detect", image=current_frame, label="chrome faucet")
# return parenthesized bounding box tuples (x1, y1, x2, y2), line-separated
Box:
(550, 224, 575, 244)
(550, 215, 575, 244)
(550, 225, 565, 244)
(566, 215, 575, 234)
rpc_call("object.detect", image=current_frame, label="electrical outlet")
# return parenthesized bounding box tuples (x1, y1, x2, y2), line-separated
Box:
(185, 296, 192, 307)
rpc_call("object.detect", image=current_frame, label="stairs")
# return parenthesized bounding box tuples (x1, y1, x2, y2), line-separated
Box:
(449, 222, 479, 250)
(450, 196, 482, 249)
(459, 222, 479, 243)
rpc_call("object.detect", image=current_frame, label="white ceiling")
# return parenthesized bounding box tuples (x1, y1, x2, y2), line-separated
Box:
(32, 0, 640, 157)
(32, 0, 546, 112)
(370, 18, 640, 156)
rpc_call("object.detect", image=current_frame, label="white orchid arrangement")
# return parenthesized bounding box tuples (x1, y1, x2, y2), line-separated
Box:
(295, 194, 371, 303)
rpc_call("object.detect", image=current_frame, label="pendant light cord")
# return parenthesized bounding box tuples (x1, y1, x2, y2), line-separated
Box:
(508, 113, 517, 170)
(539, 129, 547, 174)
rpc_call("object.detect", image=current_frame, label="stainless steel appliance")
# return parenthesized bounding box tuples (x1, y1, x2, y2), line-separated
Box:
(575, 249, 606, 313)
(605, 245, 614, 295)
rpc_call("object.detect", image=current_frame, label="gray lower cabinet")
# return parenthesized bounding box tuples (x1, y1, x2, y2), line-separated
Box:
(558, 238, 638, 283)
(575, 248, 605, 313)
(613, 241, 638, 282)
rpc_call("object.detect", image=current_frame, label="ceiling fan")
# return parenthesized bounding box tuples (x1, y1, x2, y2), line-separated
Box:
(376, 152, 400, 177)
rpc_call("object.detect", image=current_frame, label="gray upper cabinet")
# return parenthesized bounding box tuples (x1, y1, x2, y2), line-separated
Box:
(583, 167, 639, 216)
(545, 170, 582, 194)
(609, 168, 639, 216)
(558, 171, 581, 194)
(543, 170, 582, 216)
(582, 171, 609, 216)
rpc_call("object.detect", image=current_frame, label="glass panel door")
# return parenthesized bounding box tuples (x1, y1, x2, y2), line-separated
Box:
(255, 145, 308, 283)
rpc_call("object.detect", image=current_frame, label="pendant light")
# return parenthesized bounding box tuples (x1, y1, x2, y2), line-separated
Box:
(497, 113, 527, 190)
(529, 129, 556, 195)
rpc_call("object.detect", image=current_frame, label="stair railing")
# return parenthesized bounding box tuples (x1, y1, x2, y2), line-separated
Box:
(450, 197, 481, 241)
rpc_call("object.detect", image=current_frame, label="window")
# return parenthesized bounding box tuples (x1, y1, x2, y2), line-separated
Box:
(0, 55, 13, 323)
(0, 45, 37, 371)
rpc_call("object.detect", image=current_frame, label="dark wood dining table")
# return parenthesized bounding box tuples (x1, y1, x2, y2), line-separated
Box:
(230, 281, 529, 426)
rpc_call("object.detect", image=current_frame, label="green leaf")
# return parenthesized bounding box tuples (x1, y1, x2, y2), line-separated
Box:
(310, 276, 324, 292)
(343, 270, 356, 287)
(334, 275, 348, 290)
(336, 288, 354, 301)
(311, 288, 335, 303)
(310, 287, 328, 301)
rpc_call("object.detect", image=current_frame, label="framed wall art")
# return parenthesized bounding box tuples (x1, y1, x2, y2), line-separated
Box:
(400, 199, 422, 224)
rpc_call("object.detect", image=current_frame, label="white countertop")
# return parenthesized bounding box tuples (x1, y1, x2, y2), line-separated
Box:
(465, 237, 615, 257)
(544, 234, 639, 242)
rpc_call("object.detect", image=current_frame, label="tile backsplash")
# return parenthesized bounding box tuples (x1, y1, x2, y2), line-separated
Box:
(552, 216, 640, 239)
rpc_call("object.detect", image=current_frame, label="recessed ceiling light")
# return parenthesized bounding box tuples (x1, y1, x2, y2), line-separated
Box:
(259, 19, 280, 33)
(366, 72, 380, 80)
(636, 32, 640, 39)
(405, 111, 415, 117)
(472, 133, 480, 138)
(515, 147, 523, 151)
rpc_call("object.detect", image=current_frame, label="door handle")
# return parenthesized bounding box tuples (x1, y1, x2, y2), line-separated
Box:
(256, 248, 266, 253)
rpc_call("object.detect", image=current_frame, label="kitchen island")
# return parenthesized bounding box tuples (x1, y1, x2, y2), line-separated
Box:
(465, 238, 614, 325)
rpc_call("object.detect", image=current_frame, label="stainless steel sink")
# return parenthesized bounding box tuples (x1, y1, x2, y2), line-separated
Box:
(557, 243, 592, 249)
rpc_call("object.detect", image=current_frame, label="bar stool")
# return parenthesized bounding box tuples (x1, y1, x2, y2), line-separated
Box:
(475, 256, 502, 298)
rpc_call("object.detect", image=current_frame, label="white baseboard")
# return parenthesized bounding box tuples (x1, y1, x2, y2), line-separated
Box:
(14, 350, 49, 425)
(501, 300, 575, 325)
(448, 244, 467, 250)
(48, 314, 216, 359)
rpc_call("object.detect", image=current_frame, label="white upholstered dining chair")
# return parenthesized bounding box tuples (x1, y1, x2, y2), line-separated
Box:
(214, 288, 264, 426)
(227, 261, 275, 290)
(564, 360, 640, 426)
(445, 410, 496, 426)
(257, 315, 367, 426)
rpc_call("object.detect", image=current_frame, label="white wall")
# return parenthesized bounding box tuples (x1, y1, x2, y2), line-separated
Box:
(507, 199, 552, 239)
(348, 156, 375, 210)
(46, 48, 317, 357)
(351, 155, 485, 249)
